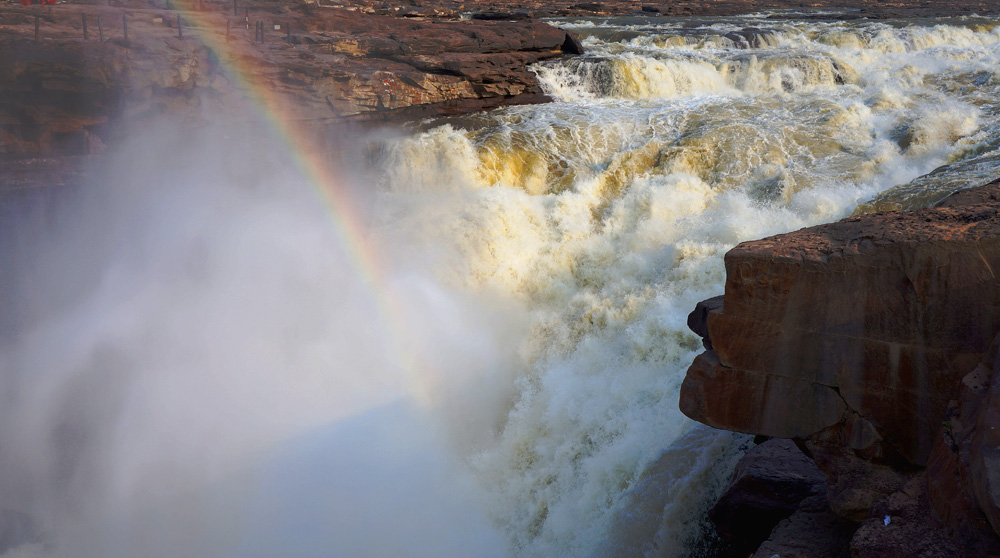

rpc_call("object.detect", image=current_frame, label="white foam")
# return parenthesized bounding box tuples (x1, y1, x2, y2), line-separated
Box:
(375, 16, 1000, 555)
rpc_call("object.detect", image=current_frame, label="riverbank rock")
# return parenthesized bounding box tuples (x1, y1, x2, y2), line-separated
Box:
(344, 0, 1000, 19)
(681, 179, 1000, 466)
(924, 332, 1000, 556)
(709, 439, 826, 554)
(0, 1, 582, 155)
(751, 494, 854, 558)
(682, 179, 1000, 556)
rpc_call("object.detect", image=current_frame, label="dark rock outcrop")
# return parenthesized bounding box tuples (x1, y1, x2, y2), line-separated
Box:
(709, 439, 826, 554)
(849, 475, 976, 558)
(685, 295, 723, 350)
(925, 332, 1000, 555)
(751, 494, 855, 558)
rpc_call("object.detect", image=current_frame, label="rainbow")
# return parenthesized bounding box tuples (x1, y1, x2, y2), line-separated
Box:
(159, 1, 428, 400)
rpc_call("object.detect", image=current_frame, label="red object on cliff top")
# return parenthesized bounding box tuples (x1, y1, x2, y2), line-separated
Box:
(19, 0, 57, 5)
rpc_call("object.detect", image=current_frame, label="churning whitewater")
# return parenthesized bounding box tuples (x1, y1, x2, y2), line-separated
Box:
(371, 13, 1000, 557)
(5, 11, 1000, 558)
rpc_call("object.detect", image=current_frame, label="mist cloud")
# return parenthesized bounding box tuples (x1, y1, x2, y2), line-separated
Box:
(0, 119, 515, 558)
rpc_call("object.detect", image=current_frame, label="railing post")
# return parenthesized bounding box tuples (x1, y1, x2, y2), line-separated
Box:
(82, 13, 88, 40)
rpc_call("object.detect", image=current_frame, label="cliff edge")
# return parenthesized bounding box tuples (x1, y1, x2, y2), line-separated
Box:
(0, 1, 583, 155)
(681, 180, 1000, 556)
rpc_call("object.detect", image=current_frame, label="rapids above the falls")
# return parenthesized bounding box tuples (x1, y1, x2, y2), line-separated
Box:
(369, 12, 1000, 556)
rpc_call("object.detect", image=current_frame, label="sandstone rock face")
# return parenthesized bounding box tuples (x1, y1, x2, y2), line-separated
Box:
(969, 355, 1000, 535)
(926, 333, 1000, 553)
(686, 179, 1000, 556)
(0, 2, 582, 154)
(709, 439, 826, 554)
(680, 179, 1000, 466)
(681, 350, 847, 439)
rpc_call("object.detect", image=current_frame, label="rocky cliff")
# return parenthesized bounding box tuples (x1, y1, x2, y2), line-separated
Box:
(0, 1, 582, 155)
(6, 0, 1000, 159)
(682, 180, 1000, 556)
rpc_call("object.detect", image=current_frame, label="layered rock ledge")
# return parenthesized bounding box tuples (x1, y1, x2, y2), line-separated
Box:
(682, 180, 1000, 556)
(0, 1, 582, 156)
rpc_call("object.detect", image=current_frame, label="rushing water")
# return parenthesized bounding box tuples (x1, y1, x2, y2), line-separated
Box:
(4, 11, 1000, 558)
(367, 12, 1000, 557)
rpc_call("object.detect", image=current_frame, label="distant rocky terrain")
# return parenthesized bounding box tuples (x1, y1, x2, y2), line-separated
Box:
(4, 0, 999, 161)
(0, 0, 583, 158)
(682, 181, 1000, 557)
(347, 0, 1000, 19)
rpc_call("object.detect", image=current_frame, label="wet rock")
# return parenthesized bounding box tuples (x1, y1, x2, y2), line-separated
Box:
(686, 294, 723, 349)
(709, 439, 826, 554)
(969, 366, 1000, 535)
(724, 28, 775, 49)
(561, 32, 585, 55)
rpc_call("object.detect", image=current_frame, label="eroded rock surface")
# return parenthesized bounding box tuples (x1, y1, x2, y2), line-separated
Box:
(681, 179, 1000, 466)
(684, 179, 1000, 556)
(0, 1, 582, 155)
